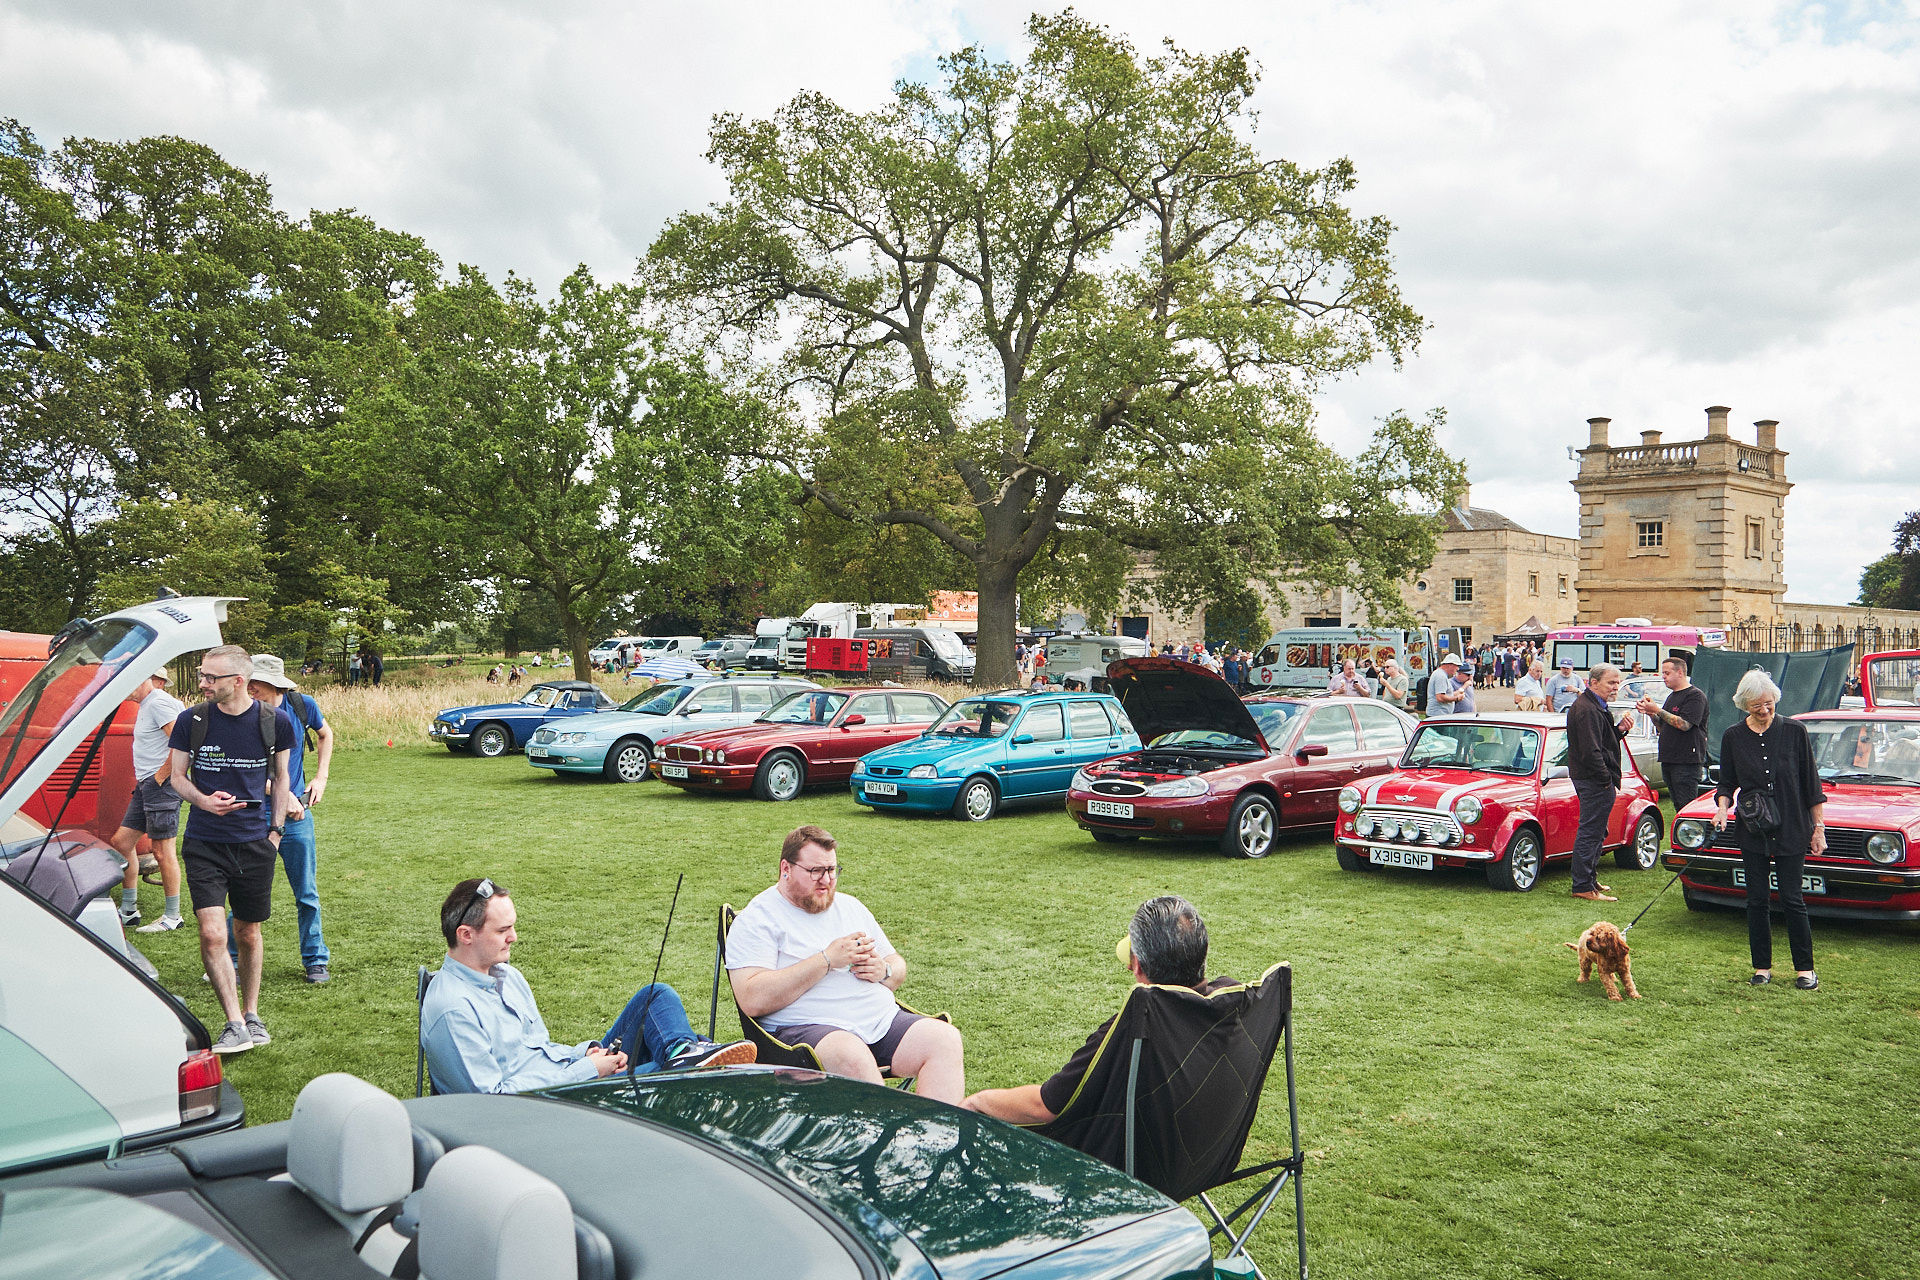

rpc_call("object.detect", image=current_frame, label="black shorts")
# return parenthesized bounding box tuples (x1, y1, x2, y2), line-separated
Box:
(771, 1009, 925, 1069)
(182, 837, 276, 923)
(120, 777, 182, 841)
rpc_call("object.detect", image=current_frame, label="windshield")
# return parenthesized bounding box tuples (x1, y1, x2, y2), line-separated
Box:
(622, 684, 687, 715)
(762, 690, 848, 724)
(786, 623, 814, 641)
(1150, 728, 1263, 750)
(1806, 717, 1920, 785)
(1248, 702, 1304, 741)
(930, 699, 1022, 738)
(517, 686, 562, 708)
(925, 630, 966, 658)
(750, 635, 779, 650)
(0, 619, 156, 796)
(640, 638, 671, 650)
(1404, 723, 1543, 774)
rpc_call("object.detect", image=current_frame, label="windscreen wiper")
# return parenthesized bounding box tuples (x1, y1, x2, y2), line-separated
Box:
(1824, 771, 1914, 785)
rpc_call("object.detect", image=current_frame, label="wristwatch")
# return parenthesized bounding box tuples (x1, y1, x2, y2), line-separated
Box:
(882, 960, 893, 984)
(270, 824, 286, 835)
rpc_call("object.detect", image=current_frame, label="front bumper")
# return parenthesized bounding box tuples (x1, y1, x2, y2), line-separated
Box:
(1663, 850, 1920, 919)
(429, 722, 471, 744)
(652, 760, 756, 791)
(526, 742, 610, 773)
(1065, 791, 1233, 837)
(851, 774, 962, 811)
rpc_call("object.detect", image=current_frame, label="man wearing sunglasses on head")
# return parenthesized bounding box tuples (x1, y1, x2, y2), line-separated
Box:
(422, 877, 755, 1094)
(727, 825, 965, 1103)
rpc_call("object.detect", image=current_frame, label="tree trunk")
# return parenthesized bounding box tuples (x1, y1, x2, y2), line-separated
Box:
(973, 559, 1022, 689)
(560, 607, 593, 681)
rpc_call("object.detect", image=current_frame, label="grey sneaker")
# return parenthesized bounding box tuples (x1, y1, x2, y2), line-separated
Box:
(303, 964, 330, 984)
(244, 1013, 271, 1045)
(668, 1038, 757, 1070)
(211, 1022, 253, 1055)
(135, 915, 183, 933)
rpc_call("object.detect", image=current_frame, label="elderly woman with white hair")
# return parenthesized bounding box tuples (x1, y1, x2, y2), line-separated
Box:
(1714, 670, 1824, 989)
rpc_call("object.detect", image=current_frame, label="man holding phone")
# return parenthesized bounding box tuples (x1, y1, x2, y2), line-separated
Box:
(232, 654, 334, 984)
(169, 645, 297, 1054)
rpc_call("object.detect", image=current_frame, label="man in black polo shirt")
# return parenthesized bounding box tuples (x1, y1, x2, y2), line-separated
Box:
(168, 644, 297, 1055)
(1637, 657, 1710, 809)
(959, 896, 1232, 1123)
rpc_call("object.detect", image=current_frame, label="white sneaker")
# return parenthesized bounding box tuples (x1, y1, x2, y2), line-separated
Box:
(118, 906, 141, 926)
(135, 916, 183, 933)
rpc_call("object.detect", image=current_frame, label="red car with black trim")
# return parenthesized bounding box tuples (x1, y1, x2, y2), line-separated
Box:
(1666, 649, 1920, 918)
(651, 685, 949, 801)
(1333, 712, 1664, 891)
(1065, 656, 1418, 858)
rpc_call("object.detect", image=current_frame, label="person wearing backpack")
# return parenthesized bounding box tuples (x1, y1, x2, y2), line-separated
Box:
(168, 645, 297, 1055)
(232, 654, 334, 985)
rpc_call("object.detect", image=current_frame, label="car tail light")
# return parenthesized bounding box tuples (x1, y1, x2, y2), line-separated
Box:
(179, 1050, 223, 1122)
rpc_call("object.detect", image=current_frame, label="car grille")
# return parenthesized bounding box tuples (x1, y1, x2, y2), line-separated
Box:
(1089, 780, 1147, 797)
(1357, 807, 1463, 844)
(1708, 826, 1880, 861)
(667, 744, 704, 762)
(870, 766, 905, 777)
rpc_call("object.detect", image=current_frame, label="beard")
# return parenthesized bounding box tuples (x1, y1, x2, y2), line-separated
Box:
(797, 884, 836, 914)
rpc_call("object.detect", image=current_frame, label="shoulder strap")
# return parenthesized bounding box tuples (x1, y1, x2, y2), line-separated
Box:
(189, 701, 216, 754)
(258, 699, 276, 755)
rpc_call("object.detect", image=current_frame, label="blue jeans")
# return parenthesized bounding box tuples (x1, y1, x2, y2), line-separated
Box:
(228, 813, 329, 968)
(600, 983, 701, 1073)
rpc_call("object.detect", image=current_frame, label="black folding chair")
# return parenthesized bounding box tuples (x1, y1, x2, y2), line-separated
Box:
(1027, 962, 1306, 1280)
(415, 964, 438, 1097)
(710, 903, 949, 1084)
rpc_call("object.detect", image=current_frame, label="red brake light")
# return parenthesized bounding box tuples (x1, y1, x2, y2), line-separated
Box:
(179, 1049, 223, 1122)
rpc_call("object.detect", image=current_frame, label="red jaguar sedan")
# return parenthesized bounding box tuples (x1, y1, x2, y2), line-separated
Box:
(651, 686, 950, 801)
(1065, 657, 1419, 858)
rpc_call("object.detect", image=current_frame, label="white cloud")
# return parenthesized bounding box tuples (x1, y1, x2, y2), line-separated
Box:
(3, 0, 1915, 604)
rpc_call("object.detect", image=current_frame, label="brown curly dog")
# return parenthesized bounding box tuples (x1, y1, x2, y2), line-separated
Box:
(1566, 921, 1639, 1000)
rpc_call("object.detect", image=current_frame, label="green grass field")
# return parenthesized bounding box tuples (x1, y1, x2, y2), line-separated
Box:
(126, 745, 1917, 1280)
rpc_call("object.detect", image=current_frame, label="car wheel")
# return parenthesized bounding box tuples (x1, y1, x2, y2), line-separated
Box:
(1487, 828, 1542, 891)
(471, 723, 511, 758)
(952, 776, 999, 822)
(1617, 810, 1662, 871)
(604, 738, 652, 783)
(444, 744, 465, 755)
(1220, 793, 1278, 859)
(1089, 829, 1137, 843)
(1335, 846, 1371, 872)
(753, 752, 805, 802)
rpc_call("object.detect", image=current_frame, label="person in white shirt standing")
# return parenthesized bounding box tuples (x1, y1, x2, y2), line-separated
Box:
(727, 825, 966, 1103)
(111, 669, 187, 931)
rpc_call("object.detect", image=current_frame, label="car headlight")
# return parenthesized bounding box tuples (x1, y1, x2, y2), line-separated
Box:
(1673, 819, 1709, 849)
(1337, 786, 1361, 814)
(703, 749, 715, 762)
(1071, 768, 1097, 790)
(1867, 832, 1904, 865)
(909, 764, 938, 779)
(1452, 795, 1483, 825)
(1376, 816, 1401, 840)
(1354, 813, 1376, 838)
(1434, 826, 1458, 846)
(1143, 776, 1209, 798)
(714, 749, 727, 764)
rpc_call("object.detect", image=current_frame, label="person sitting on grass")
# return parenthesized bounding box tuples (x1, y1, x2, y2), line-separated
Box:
(961, 895, 1234, 1123)
(422, 877, 755, 1094)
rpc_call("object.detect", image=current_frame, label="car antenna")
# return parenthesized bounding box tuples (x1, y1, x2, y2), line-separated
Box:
(627, 871, 684, 1104)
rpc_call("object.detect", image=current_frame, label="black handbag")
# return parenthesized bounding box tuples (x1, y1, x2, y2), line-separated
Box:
(1735, 788, 1781, 833)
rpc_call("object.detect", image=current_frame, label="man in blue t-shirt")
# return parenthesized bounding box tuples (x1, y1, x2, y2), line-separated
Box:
(168, 645, 297, 1055)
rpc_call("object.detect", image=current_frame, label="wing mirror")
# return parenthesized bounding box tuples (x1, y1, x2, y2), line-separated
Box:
(1012, 733, 1035, 745)
(1547, 765, 1571, 780)
(1296, 743, 1329, 759)
(840, 714, 866, 728)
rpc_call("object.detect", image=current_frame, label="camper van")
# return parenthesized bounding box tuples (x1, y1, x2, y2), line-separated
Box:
(1043, 634, 1150, 691)
(1246, 626, 1456, 703)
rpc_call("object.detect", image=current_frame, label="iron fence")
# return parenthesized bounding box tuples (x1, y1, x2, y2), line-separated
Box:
(1726, 621, 1920, 654)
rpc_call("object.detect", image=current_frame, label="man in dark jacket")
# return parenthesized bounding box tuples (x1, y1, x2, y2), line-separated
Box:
(1567, 663, 1635, 901)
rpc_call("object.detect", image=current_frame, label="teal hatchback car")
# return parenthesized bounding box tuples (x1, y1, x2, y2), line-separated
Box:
(852, 689, 1141, 820)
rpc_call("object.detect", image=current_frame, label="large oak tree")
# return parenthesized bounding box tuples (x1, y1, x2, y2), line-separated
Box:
(648, 13, 1462, 684)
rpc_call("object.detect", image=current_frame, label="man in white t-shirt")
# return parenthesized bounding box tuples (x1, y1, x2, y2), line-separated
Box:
(111, 669, 187, 931)
(727, 825, 965, 1103)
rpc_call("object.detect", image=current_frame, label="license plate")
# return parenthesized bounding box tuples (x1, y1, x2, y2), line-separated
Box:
(528, 747, 549, 758)
(660, 764, 688, 779)
(1370, 846, 1433, 870)
(865, 781, 899, 796)
(1088, 800, 1134, 819)
(1733, 870, 1825, 894)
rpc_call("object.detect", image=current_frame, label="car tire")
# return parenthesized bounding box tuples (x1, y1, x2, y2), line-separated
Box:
(952, 776, 999, 822)
(604, 738, 652, 783)
(1335, 846, 1371, 872)
(1487, 827, 1542, 891)
(753, 752, 806, 802)
(1089, 829, 1137, 843)
(471, 723, 511, 758)
(1220, 792, 1278, 860)
(1617, 810, 1662, 871)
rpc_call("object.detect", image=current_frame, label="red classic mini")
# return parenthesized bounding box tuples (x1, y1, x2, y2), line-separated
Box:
(1333, 712, 1665, 891)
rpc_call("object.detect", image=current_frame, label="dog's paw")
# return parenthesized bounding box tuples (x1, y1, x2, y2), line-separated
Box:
(1607, 992, 1622, 1001)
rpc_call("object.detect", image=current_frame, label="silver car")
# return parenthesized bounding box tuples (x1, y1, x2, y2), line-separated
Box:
(1610, 675, 1669, 789)
(527, 677, 820, 781)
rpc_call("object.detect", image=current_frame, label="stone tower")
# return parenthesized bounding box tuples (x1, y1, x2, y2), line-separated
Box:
(1570, 406, 1790, 627)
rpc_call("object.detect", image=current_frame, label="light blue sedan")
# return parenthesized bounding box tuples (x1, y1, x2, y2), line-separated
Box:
(851, 690, 1141, 821)
(527, 677, 818, 781)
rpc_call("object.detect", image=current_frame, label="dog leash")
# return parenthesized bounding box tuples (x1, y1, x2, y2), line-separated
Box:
(1622, 856, 1698, 933)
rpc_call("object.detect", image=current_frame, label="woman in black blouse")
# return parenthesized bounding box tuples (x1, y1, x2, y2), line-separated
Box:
(1713, 671, 1824, 989)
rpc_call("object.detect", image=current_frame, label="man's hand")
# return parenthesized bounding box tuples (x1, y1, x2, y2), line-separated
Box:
(201, 790, 247, 816)
(1617, 712, 1635, 733)
(820, 932, 867, 970)
(1635, 696, 1662, 717)
(850, 945, 890, 983)
(587, 1047, 630, 1076)
(285, 797, 307, 822)
(305, 775, 328, 806)
(1713, 805, 1731, 831)
(1811, 826, 1828, 857)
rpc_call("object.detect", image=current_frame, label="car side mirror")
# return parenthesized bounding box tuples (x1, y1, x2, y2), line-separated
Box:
(1012, 733, 1035, 745)
(1296, 743, 1329, 759)
(841, 714, 866, 727)
(1547, 765, 1571, 780)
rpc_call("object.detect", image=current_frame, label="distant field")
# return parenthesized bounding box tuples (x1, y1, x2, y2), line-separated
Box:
(125, 743, 1917, 1280)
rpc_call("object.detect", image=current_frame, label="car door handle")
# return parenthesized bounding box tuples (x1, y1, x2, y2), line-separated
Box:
(1053, 747, 1066, 754)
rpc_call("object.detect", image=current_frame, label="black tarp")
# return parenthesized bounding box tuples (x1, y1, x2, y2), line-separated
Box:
(1691, 644, 1854, 766)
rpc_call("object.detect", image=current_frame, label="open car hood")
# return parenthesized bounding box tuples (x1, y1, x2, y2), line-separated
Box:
(0, 597, 237, 829)
(1104, 657, 1268, 752)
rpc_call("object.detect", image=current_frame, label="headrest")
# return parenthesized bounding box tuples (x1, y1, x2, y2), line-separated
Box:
(287, 1073, 414, 1214)
(418, 1145, 578, 1280)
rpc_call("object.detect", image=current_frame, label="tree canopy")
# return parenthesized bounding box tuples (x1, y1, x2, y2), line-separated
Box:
(1857, 511, 1920, 611)
(647, 12, 1462, 683)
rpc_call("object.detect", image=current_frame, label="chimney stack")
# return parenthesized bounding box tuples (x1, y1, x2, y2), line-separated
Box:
(1754, 419, 1779, 451)
(1459, 483, 1471, 509)
(1587, 417, 1610, 448)
(1640, 430, 1663, 448)
(1706, 405, 1731, 438)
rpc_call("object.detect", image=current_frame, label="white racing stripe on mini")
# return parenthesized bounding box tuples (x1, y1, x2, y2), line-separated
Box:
(1434, 777, 1499, 812)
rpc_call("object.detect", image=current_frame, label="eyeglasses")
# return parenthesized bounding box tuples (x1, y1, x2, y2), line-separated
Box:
(456, 878, 496, 928)
(792, 863, 839, 882)
(198, 670, 240, 685)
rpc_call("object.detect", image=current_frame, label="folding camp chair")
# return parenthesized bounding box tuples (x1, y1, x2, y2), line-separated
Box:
(709, 903, 949, 1084)
(1028, 961, 1306, 1280)
(415, 964, 438, 1097)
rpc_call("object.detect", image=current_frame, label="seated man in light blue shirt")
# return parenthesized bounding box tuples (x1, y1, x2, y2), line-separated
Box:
(1545, 659, 1585, 713)
(422, 877, 754, 1093)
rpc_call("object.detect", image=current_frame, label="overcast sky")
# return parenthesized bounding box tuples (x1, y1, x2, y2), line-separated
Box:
(5, 1, 1915, 607)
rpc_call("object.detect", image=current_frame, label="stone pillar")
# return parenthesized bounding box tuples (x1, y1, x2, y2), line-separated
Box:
(1706, 405, 1731, 437)
(1587, 417, 1610, 447)
(1754, 419, 1779, 451)
(1640, 430, 1663, 447)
